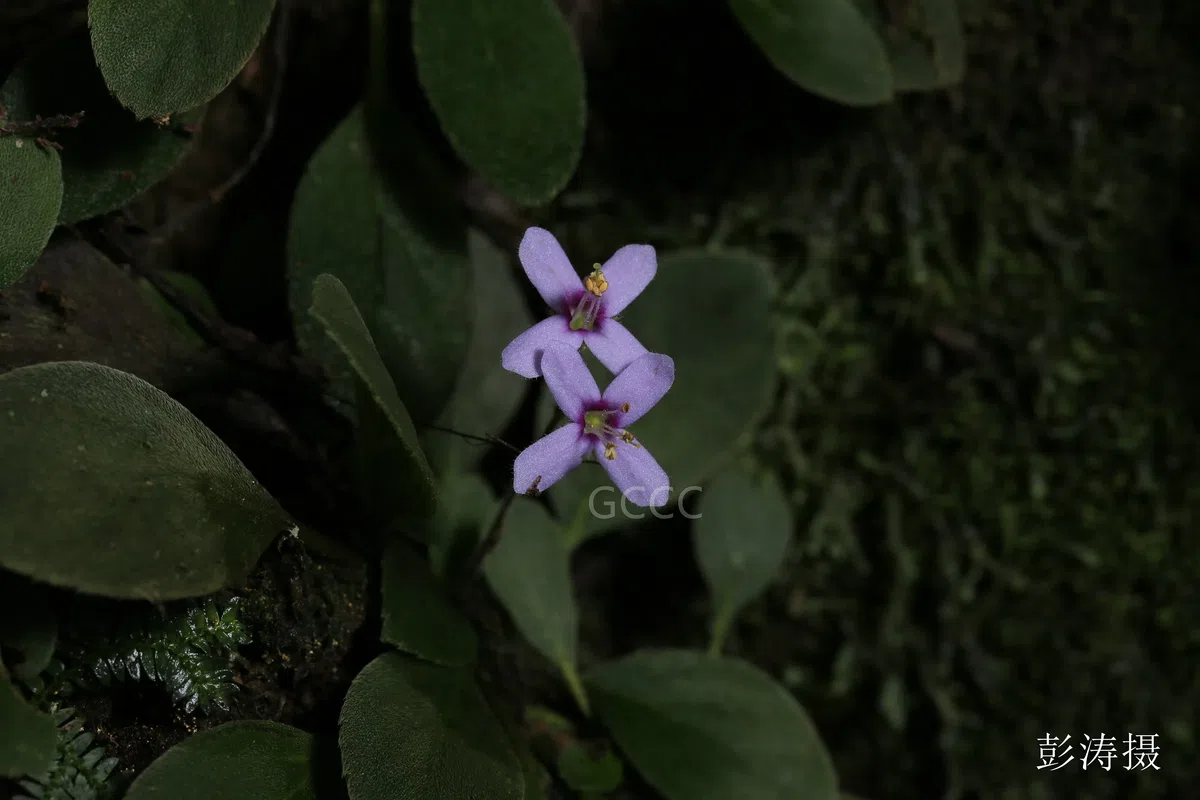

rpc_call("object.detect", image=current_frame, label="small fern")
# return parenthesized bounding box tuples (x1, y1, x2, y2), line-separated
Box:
(38, 597, 251, 714)
(15, 707, 118, 800)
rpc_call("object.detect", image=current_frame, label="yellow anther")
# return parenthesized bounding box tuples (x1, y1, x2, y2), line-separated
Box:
(603, 442, 617, 460)
(620, 431, 640, 447)
(585, 266, 608, 297)
(621, 402, 631, 413)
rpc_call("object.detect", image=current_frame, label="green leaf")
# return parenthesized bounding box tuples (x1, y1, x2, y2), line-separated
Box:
(888, 0, 966, 92)
(557, 743, 623, 793)
(587, 650, 839, 800)
(549, 251, 776, 532)
(0, 669, 57, 778)
(428, 231, 533, 474)
(411, 0, 586, 205)
(308, 273, 437, 522)
(372, 197, 471, 425)
(729, 0, 893, 106)
(0, 31, 197, 224)
(288, 104, 471, 420)
(288, 106, 380, 410)
(0, 136, 62, 289)
(428, 471, 497, 579)
(483, 498, 587, 713)
(87, 0, 277, 120)
(620, 250, 776, 489)
(0, 573, 56, 683)
(0, 361, 291, 600)
(152, 270, 220, 316)
(545, 463, 620, 545)
(694, 469, 793, 655)
(137, 270, 219, 348)
(339, 652, 524, 800)
(381, 539, 477, 667)
(122, 720, 321, 799)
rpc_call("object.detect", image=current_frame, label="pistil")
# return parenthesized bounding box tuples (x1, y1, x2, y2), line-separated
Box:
(569, 293, 601, 331)
(569, 265, 609, 331)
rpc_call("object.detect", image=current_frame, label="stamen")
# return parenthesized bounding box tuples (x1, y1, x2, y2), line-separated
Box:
(582, 406, 640, 456)
(584, 265, 608, 297)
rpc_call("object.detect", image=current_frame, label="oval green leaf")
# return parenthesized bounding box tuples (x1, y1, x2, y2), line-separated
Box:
(381, 539, 477, 666)
(137, 269, 220, 349)
(428, 470, 497, 579)
(288, 106, 381, 410)
(411, 0, 586, 205)
(557, 743, 624, 794)
(619, 250, 776, 490)
(428, 231, 532, 474)
(373, 196, 471, 425)
(587, 649, 838, 800)
(694, 469, 793, 654)
(0, 136, 62, 289)
(88, 0, 277, 119)
(0, 31, 197, 224)
(0, 670, 57, 778)
(308, 273, 437, 520)
(339, 652, 524, 800)
(549, 250, 776, 532)
(729, 0, 893, 106)
(288, 105, 471, 421)
(483, 498, 586, 712)
(545, 462, 620, 545)
(123, 720, 320, 799)
(0, 361, 291, 600)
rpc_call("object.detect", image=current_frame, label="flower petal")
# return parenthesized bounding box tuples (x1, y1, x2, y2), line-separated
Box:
(519, 227, 583, 311)
(587, 319, 648, 375)
(598, 243, 656, 316)
(501, 316, 581, 379)
(602, 352, 675, 425)
(514, 424, 590, 495)
(541, 343, 600, 419)
(596, 439, 671, 508)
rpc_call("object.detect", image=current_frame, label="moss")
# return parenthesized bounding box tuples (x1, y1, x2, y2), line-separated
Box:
(547, 1, 1200, 798)
(14, 707, 121, 800)
(16, 534, 369, 782)
(37, 598, 251, 716)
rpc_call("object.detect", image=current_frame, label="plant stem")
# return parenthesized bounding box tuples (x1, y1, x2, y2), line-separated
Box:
(707, 607, 733, 657)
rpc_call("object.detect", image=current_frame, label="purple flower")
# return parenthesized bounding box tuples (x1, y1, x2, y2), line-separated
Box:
(513, 344, 674, 508)
(501, 227, 657, 379)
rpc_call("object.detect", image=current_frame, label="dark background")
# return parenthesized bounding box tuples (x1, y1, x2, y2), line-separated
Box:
(2, 0, 1198, 798)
